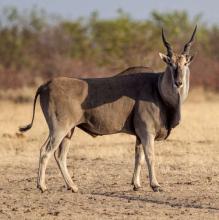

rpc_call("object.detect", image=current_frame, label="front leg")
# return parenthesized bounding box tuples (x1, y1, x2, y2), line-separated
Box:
(137, 131, 162, 192)
(131, 137, 145, 191)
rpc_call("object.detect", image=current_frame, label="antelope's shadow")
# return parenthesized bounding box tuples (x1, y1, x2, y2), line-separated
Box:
(91, 190, 219, 211)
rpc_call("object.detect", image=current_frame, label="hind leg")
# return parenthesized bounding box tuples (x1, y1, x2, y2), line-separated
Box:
(37, 130, 66, 192)
(54, 128, 78, 192)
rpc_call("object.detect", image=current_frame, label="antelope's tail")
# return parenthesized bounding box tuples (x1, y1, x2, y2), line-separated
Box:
(19, 85, 44, 132)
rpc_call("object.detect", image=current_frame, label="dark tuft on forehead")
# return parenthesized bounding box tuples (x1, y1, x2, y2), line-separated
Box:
(175, 54, 187, 66)
(170, 54, 186, 65)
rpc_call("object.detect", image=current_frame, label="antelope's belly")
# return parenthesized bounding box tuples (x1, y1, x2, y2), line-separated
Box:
(83, 100, 134, 135)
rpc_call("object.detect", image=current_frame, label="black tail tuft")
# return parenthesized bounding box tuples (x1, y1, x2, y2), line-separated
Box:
(19, 124, 32, 132)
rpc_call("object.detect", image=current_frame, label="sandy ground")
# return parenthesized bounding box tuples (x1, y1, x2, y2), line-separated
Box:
(0, 93, 218, 219)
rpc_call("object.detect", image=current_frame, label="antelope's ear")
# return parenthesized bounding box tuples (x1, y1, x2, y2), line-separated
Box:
(159, 52, 171, 64)
(186, 55, 195, 65)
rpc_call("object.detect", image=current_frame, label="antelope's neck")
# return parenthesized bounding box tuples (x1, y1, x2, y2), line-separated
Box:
(158, 67, 182, 129)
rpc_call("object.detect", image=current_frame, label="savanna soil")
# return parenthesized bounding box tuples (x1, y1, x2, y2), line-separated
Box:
(0, 91, 218, 219)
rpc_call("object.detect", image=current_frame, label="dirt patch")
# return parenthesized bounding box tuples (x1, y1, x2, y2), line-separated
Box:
(0, 100, 218, 219)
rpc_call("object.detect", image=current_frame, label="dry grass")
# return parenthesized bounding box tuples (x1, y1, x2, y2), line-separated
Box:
(0, 91, 218, 219)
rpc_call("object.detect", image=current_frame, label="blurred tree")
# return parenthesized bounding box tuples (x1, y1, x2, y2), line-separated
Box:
(0, 7, 218, 90)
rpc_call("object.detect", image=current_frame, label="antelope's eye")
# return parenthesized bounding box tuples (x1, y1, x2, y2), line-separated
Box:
(169, 62, 175, 67)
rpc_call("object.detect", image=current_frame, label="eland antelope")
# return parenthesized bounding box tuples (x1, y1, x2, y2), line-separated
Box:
(20, 26, 197, 193)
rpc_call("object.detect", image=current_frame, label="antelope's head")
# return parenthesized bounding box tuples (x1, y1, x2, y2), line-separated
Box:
(159, 26, 197, 89)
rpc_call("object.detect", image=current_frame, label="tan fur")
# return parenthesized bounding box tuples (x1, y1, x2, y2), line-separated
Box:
(20, 30, 196, 193)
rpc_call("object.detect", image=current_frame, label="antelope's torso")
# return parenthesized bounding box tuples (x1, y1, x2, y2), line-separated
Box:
(42, 73, 180, 140)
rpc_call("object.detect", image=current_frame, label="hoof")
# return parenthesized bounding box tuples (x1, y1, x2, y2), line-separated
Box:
(37, 184, 48, 193)
(151, 185, 163, 192)
(133, 185, 141, 191)
(67, 185, 78, 193)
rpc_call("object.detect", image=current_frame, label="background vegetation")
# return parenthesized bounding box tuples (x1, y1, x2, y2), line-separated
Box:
(0, 6, 218, 90)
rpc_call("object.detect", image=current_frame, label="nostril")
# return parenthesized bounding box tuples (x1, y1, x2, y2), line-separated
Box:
(175, 81, 182, 87)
